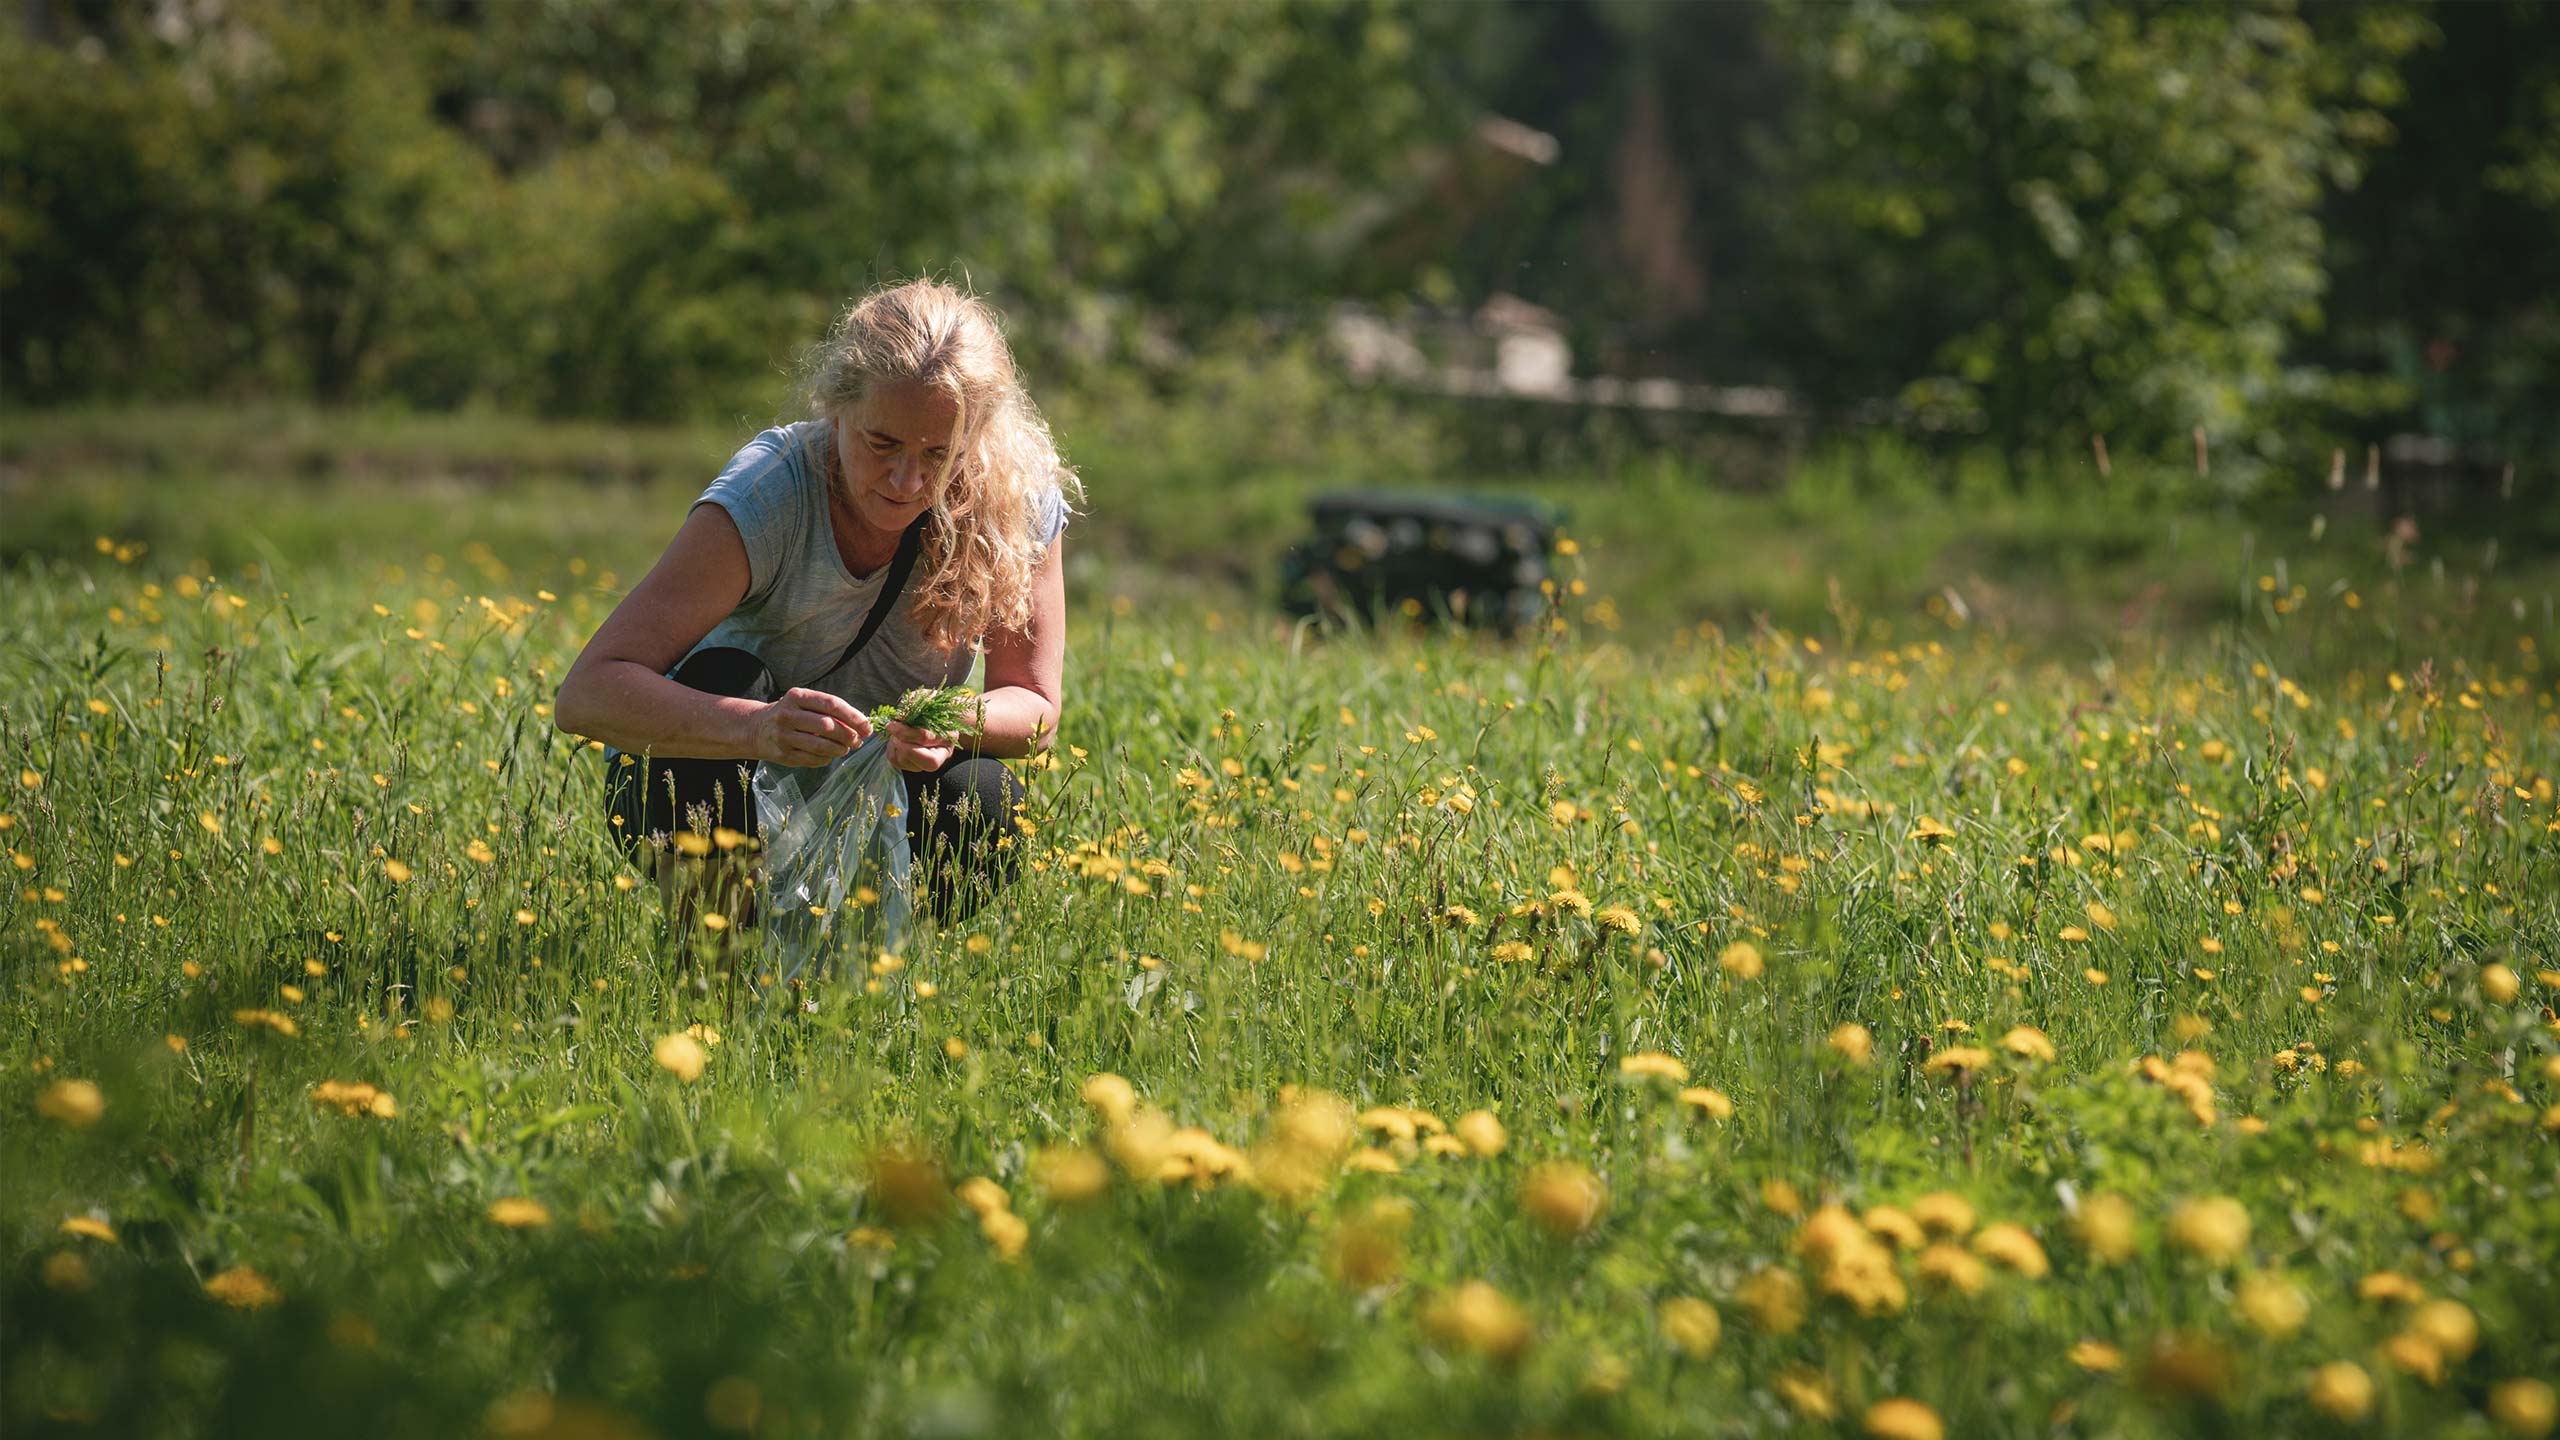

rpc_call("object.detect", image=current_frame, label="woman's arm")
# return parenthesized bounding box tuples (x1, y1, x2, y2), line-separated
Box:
(886, 535, 1065, 769)
(555, 505, 871, 764)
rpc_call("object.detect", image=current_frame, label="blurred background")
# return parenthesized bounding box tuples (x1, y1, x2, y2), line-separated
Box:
(5, 0, 2558, 641)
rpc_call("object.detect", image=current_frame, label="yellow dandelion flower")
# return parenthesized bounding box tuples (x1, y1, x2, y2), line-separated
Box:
(203, 1265, 282, 1310)
(1081, 1073, 1136, 1124)
(1772, 1367, 1834, 1420)
(1863, 1397, 1944, 1440)
(1422, 1281, 1533, 1360)
(2409, 1299, 2479, 1362)
(2235, 1272, 2310, 1336)
(1657, 1296, 1721, 1358)
(1909, 1192, 1975, 1239)
(1522, 1164, 1606, 1238)
(309, 1080, 397, 1118)
(1973, 1222, 2049, 1278)
(956, 1176, 1010, 1219)
(1453, 1109, 1507, 1157)
(2307, 1361, 2375, 1421)
(1031, 1146, 1110, 1205)
(1999, 1026, 2056, 1062)
(1864, 1206, 1924, 1251)
(487, 1196, 551, 1229)
(1718, 941, 1765, 979)
(59, 1216, 118, 1244)
(35, 1078, 105, 1129)
(1924, 1046, 1992, 1077)
(1677, 1086, 1735, 1120)
(2382, 1331, 2446, 1386)
(1345, 1146, 1401, 1174)
(1619, 1051, 1690, 1084)
(2168, 1196, 2251, 1263)
(1828, 1022, 1874, 1064)
(2357, 1270, 2425, 1304)
(1737, 1266, 1807, 1334)
(2488, 1379, 2557, 1438)
(1916, 1242, 1987, 1296)
(2070, 1339, 2124, 1372)
(654, 1033, 707, 1083)
(979, 1207, 1028, 1260)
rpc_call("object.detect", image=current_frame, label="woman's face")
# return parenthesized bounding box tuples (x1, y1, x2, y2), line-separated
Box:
(836, 378, 960, 535)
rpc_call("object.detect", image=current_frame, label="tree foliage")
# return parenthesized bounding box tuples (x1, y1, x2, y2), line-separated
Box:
(2, 0, 2551, 484)
(1756, 0, 2423, 479)
(2, 0, 1451, 416)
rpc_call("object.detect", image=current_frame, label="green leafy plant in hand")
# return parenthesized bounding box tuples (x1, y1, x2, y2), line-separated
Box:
(874, 685, 983, 736)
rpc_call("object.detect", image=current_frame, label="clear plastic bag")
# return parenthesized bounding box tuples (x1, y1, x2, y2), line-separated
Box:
(751, 733, 913, 987)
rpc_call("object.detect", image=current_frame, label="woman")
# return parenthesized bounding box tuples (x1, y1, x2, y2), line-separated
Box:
(555, 279, 1076, 923)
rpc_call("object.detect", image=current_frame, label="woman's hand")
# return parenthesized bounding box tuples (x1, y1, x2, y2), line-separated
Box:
(755, 688, 873, 767)
(885, 719, 961, 774)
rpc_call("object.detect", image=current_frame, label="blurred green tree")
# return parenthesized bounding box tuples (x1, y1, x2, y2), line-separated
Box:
(3, 0, 1455, 416)
(2314, 0, 2560, 466)
(1757, 0, 2422, 485)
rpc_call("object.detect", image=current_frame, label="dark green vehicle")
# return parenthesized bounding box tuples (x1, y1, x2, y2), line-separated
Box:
(1278, 491, 1565, 635)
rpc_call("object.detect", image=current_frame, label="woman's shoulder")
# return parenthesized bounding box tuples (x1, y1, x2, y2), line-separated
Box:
(695, 421, 828, 605)
(1030, 478, 1071, 548)
(700, 422, 825, 527)
(710, 421, 824, 491)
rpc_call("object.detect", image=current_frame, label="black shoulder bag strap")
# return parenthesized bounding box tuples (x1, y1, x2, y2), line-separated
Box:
(805, 516, 927, 690)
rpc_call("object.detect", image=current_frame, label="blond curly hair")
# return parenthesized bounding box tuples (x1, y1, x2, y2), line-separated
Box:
(798, 279, 1079, 651)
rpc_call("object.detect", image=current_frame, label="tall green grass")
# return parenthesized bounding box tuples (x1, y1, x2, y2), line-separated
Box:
(2, 428, 2555, 1438)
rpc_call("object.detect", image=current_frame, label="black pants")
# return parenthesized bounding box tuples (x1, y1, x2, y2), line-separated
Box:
(604, 647, 1025, 924)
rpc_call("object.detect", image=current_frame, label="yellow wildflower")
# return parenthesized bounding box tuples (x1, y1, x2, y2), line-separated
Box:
(1864, 1398, 1944, 1440)
(2488, 1379, 2557, 1438)
(1454, 1110, 1507, 1157)
(1522, 1164, 1606, 1238)
(1422, 1281, 1533, 1360)
(653, 1032, 707, 1082)
(2308, 1361, 2376, 1421)
(1657, 1296, 1721, 1358)
(1828, 1023, 1874, 1064)
(487, 1197, 551, 1229)
(2168, 1196, 2251, 1263)
(1619, 1051, 1690, 1084)
(1973, 1222, 2049, 1278)
(203, 1265, 282, 1310)
(35, 1078, 104, 1129)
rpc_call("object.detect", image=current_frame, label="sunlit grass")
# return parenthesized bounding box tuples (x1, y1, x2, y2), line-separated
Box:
(3, 464, 2556, 1438)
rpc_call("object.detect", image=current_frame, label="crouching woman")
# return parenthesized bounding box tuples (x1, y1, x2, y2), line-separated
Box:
(554, 279, 1076, 923)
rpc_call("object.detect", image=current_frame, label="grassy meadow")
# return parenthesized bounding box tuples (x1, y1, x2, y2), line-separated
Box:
(4, 412, 2558, 1439)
